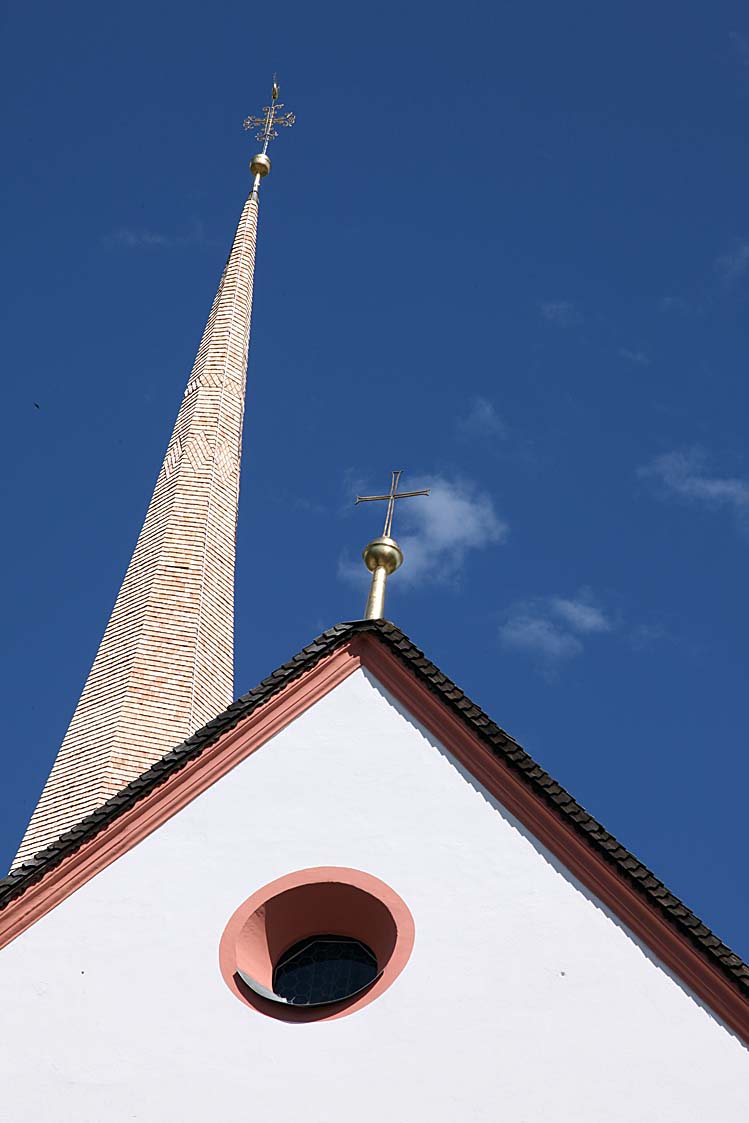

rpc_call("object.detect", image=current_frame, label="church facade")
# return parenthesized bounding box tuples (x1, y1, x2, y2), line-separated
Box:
(1, 87, 747, 1120)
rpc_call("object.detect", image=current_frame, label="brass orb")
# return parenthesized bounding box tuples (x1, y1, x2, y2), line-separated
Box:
(250, 153, 272, 177)
(362, 536, 403, 575)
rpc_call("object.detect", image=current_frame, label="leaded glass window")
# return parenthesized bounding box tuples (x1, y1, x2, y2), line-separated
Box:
(272, 935, 378, 1006)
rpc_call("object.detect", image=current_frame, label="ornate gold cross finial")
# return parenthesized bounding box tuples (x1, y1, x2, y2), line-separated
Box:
(243, 76, 295, 169)
(355, 471, 430, 620)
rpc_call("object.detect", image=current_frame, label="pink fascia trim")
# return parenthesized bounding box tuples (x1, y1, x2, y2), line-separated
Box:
(219, 867, 415, 1022)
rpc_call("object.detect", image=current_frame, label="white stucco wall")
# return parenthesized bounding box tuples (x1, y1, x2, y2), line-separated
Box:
(1, 667, 747, 1121)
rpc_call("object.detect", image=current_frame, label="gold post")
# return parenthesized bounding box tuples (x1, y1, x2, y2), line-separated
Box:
(355, 471, 430, 620)
(243, 76, 295, 192)
(364, 562, 391, 620)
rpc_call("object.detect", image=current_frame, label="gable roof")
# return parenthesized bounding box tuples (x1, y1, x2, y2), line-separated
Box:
(2, 619, 747, 1039)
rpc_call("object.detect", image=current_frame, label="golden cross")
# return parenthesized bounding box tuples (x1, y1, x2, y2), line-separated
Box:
(243, 77, 295, 154)
(355, 470, 430, 539)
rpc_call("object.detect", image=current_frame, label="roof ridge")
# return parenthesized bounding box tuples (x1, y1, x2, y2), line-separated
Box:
(3, 618, 747, 1001)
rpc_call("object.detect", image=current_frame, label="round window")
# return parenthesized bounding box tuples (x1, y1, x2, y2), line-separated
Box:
(219, 867, 415, 1022)
(273, 934, 379, 1005)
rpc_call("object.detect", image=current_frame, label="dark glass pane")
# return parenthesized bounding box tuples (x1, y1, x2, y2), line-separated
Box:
(273, 935, 378, 1006)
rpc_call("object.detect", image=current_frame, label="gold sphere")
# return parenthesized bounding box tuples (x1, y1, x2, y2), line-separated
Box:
(250, 153, 272, 177)
(362, 536, 403, 575)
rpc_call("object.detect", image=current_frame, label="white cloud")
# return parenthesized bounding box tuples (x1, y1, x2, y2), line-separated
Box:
(549, 595, 611, 634)
(500, 591, 611, 670)
(105, 229, 170, 248)
(456, 397, 507, 440)
(539, 300, 582, 327)
(629, 622, 668, 651)
(398, 477, 508, 584)
(619, 348, 650, 366)
(338, 476, 507, 589)
(729, 30, 749, 67)
(716, 242, 749, 282)
(641, 449, 749, 520)
(102, 219, 217, 250)
(500, 614, 583, 662)
(660, 295, 688, 313)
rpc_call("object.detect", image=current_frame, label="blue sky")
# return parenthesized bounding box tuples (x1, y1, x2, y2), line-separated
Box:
(2, 2, 748, 956)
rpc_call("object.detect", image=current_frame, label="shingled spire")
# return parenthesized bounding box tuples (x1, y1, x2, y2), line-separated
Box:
(13, 87, 294, 868)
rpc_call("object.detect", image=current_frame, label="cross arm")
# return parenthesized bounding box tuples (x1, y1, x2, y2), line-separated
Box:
(355, 489, 430, 504)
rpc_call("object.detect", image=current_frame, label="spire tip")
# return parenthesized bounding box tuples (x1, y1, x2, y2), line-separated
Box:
(243, 79, 295, 187)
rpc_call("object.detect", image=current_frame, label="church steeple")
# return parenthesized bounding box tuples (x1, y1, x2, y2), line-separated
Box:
(13, 85, 294, 868)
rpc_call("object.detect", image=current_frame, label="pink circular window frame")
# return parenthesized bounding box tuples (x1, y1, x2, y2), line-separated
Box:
(219, 867, 415, 1022)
